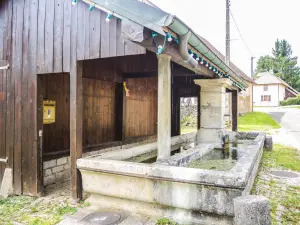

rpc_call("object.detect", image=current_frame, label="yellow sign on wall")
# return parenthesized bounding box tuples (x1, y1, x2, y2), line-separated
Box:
(43, 100, 56, 124)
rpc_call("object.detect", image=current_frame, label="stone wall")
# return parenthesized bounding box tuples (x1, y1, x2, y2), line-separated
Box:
(43, 156, 70, 186)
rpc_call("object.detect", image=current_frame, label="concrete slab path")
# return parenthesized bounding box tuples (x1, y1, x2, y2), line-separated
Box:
(254, 107, 300, 149)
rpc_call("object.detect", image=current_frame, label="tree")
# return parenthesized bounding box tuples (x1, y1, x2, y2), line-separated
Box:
(256, 39, 300, 91)
(256, 55, 274, 73)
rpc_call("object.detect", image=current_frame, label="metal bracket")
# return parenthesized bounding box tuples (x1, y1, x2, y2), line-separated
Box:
(0, 157, 8, 164)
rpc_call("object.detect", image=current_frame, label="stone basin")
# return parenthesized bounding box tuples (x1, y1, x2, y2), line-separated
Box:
(77, 132, 266, 223)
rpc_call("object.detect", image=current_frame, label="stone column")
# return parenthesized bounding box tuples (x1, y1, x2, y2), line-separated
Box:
(194, 79, 234, 148)
(157, 54, 171, 159)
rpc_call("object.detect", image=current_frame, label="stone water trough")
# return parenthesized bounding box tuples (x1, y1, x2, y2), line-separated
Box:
(77, 132, 266, 222)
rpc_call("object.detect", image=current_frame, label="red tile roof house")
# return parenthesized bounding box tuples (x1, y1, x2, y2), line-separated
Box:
(0, 0, 262, 224)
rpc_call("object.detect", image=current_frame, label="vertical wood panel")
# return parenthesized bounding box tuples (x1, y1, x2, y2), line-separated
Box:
(116, 18, 124, 56)
(4, 0, 14, 173)
(44, 0, 54, 73)
(21, 0, 30, 194)
(109, 17, 117, 57)
(100, 11, 109, 58)
(0, 0, 6, 181)
(28, 0, 39, 195)
(62, 0, 71, 72)
(89, 9, 101, 59)
(12, 0, 25, 194)
(37, 0, 46, 73)
(53, 0, 64, 72)
(76, 0, 86, 60)
(125, 77, 157, 139)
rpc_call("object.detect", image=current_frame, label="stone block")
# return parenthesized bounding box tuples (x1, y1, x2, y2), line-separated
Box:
(44, 174, 56, 186)
(56, 170, 70, 181)
(44, 168, 52, 177)
(0, 168, 13, 198)
(44, 159, 56, 169)
(52, 165, 64, 174)
(264, 136, 273, 151)
(57, 157, 67, 166)
(234, 195, 271, 225)
(64, 163, 70, 170)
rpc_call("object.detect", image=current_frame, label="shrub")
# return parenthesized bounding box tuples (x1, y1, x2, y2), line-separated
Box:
(280, 94, 300, 106)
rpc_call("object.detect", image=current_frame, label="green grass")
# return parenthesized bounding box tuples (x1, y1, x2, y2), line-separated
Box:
(238, 112, 281, 132)
(180, 126, 197, 134)
(262, 144, 300, 171)
(252, 144, 300, 224)
(156, 218, 178, 225)
(0, 196, 86, 225)
(283, 105, 300, 109)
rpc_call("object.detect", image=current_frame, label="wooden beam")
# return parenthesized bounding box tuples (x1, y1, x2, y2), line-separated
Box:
(115, 82, 124, 141)
(70, 61, 83, 200)
(123, 71, 157, 78)
(232, 90, 238, 132)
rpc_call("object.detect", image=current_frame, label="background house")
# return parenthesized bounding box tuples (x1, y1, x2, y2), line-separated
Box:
(253, 72, 299, 107)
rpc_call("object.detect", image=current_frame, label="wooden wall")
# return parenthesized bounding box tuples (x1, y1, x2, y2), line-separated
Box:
(38, 74, 70, 156)
(83, 79, 117, 146)
(36, 54, 158, 159)
(0, 0, 146, 196)
(125, 77, 157, 138)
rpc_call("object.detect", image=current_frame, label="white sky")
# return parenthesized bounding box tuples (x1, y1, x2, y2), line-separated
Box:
(150, 0, 300, 77)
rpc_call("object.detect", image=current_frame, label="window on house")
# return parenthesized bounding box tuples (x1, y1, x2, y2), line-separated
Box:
(261, 95, 271, 102)
(264, 85, 268, 91)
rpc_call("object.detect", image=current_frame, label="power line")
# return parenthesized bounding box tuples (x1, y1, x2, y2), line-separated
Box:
(229, 9, 254, 57)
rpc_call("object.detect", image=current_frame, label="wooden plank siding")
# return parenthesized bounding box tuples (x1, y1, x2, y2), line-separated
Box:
(125, 77, 157, 138)
(38, 53, 158, 158)
(0, 0, 146, 196)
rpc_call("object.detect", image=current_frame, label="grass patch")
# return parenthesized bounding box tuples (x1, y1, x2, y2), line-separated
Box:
(238, 112, 281, 132)
(252, 144, 300, 224)
(156, 218, 178, 225)
(180, 126, 197, 134)
(262, 144, 300, 171)
(0, 195, 84, 225)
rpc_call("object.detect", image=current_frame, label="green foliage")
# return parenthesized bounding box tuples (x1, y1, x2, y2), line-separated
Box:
(238, 112, 281, 132)
(156, 218, 178, 225)
(256, 55, 274, 73)
(256, 39, 300, 91)
(280, 94, 300, 106)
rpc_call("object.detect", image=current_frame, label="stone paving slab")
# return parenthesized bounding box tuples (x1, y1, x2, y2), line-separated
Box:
(58, 206, 156, 225)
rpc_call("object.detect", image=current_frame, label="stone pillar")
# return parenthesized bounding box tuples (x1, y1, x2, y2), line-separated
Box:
(157, 54, 172, 159)
(234, 195, 271, 225)
(194, 79, 234, 148)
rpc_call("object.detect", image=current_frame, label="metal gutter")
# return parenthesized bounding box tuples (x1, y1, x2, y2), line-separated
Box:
(164, 15, 247, 88)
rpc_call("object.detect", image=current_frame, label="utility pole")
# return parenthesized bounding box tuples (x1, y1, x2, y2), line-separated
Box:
(251, 56, 255, 78)
(225, 0, 230, 66)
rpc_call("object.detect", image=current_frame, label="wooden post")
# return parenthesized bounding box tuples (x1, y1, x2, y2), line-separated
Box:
(115, 82, 124, 141)
(157, 54, 171, 159)
(70, 61, 83, 200)
(232, 90, 238, 132)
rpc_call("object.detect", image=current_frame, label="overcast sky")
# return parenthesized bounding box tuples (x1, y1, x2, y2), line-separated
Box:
(150, 0, 300, 77)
